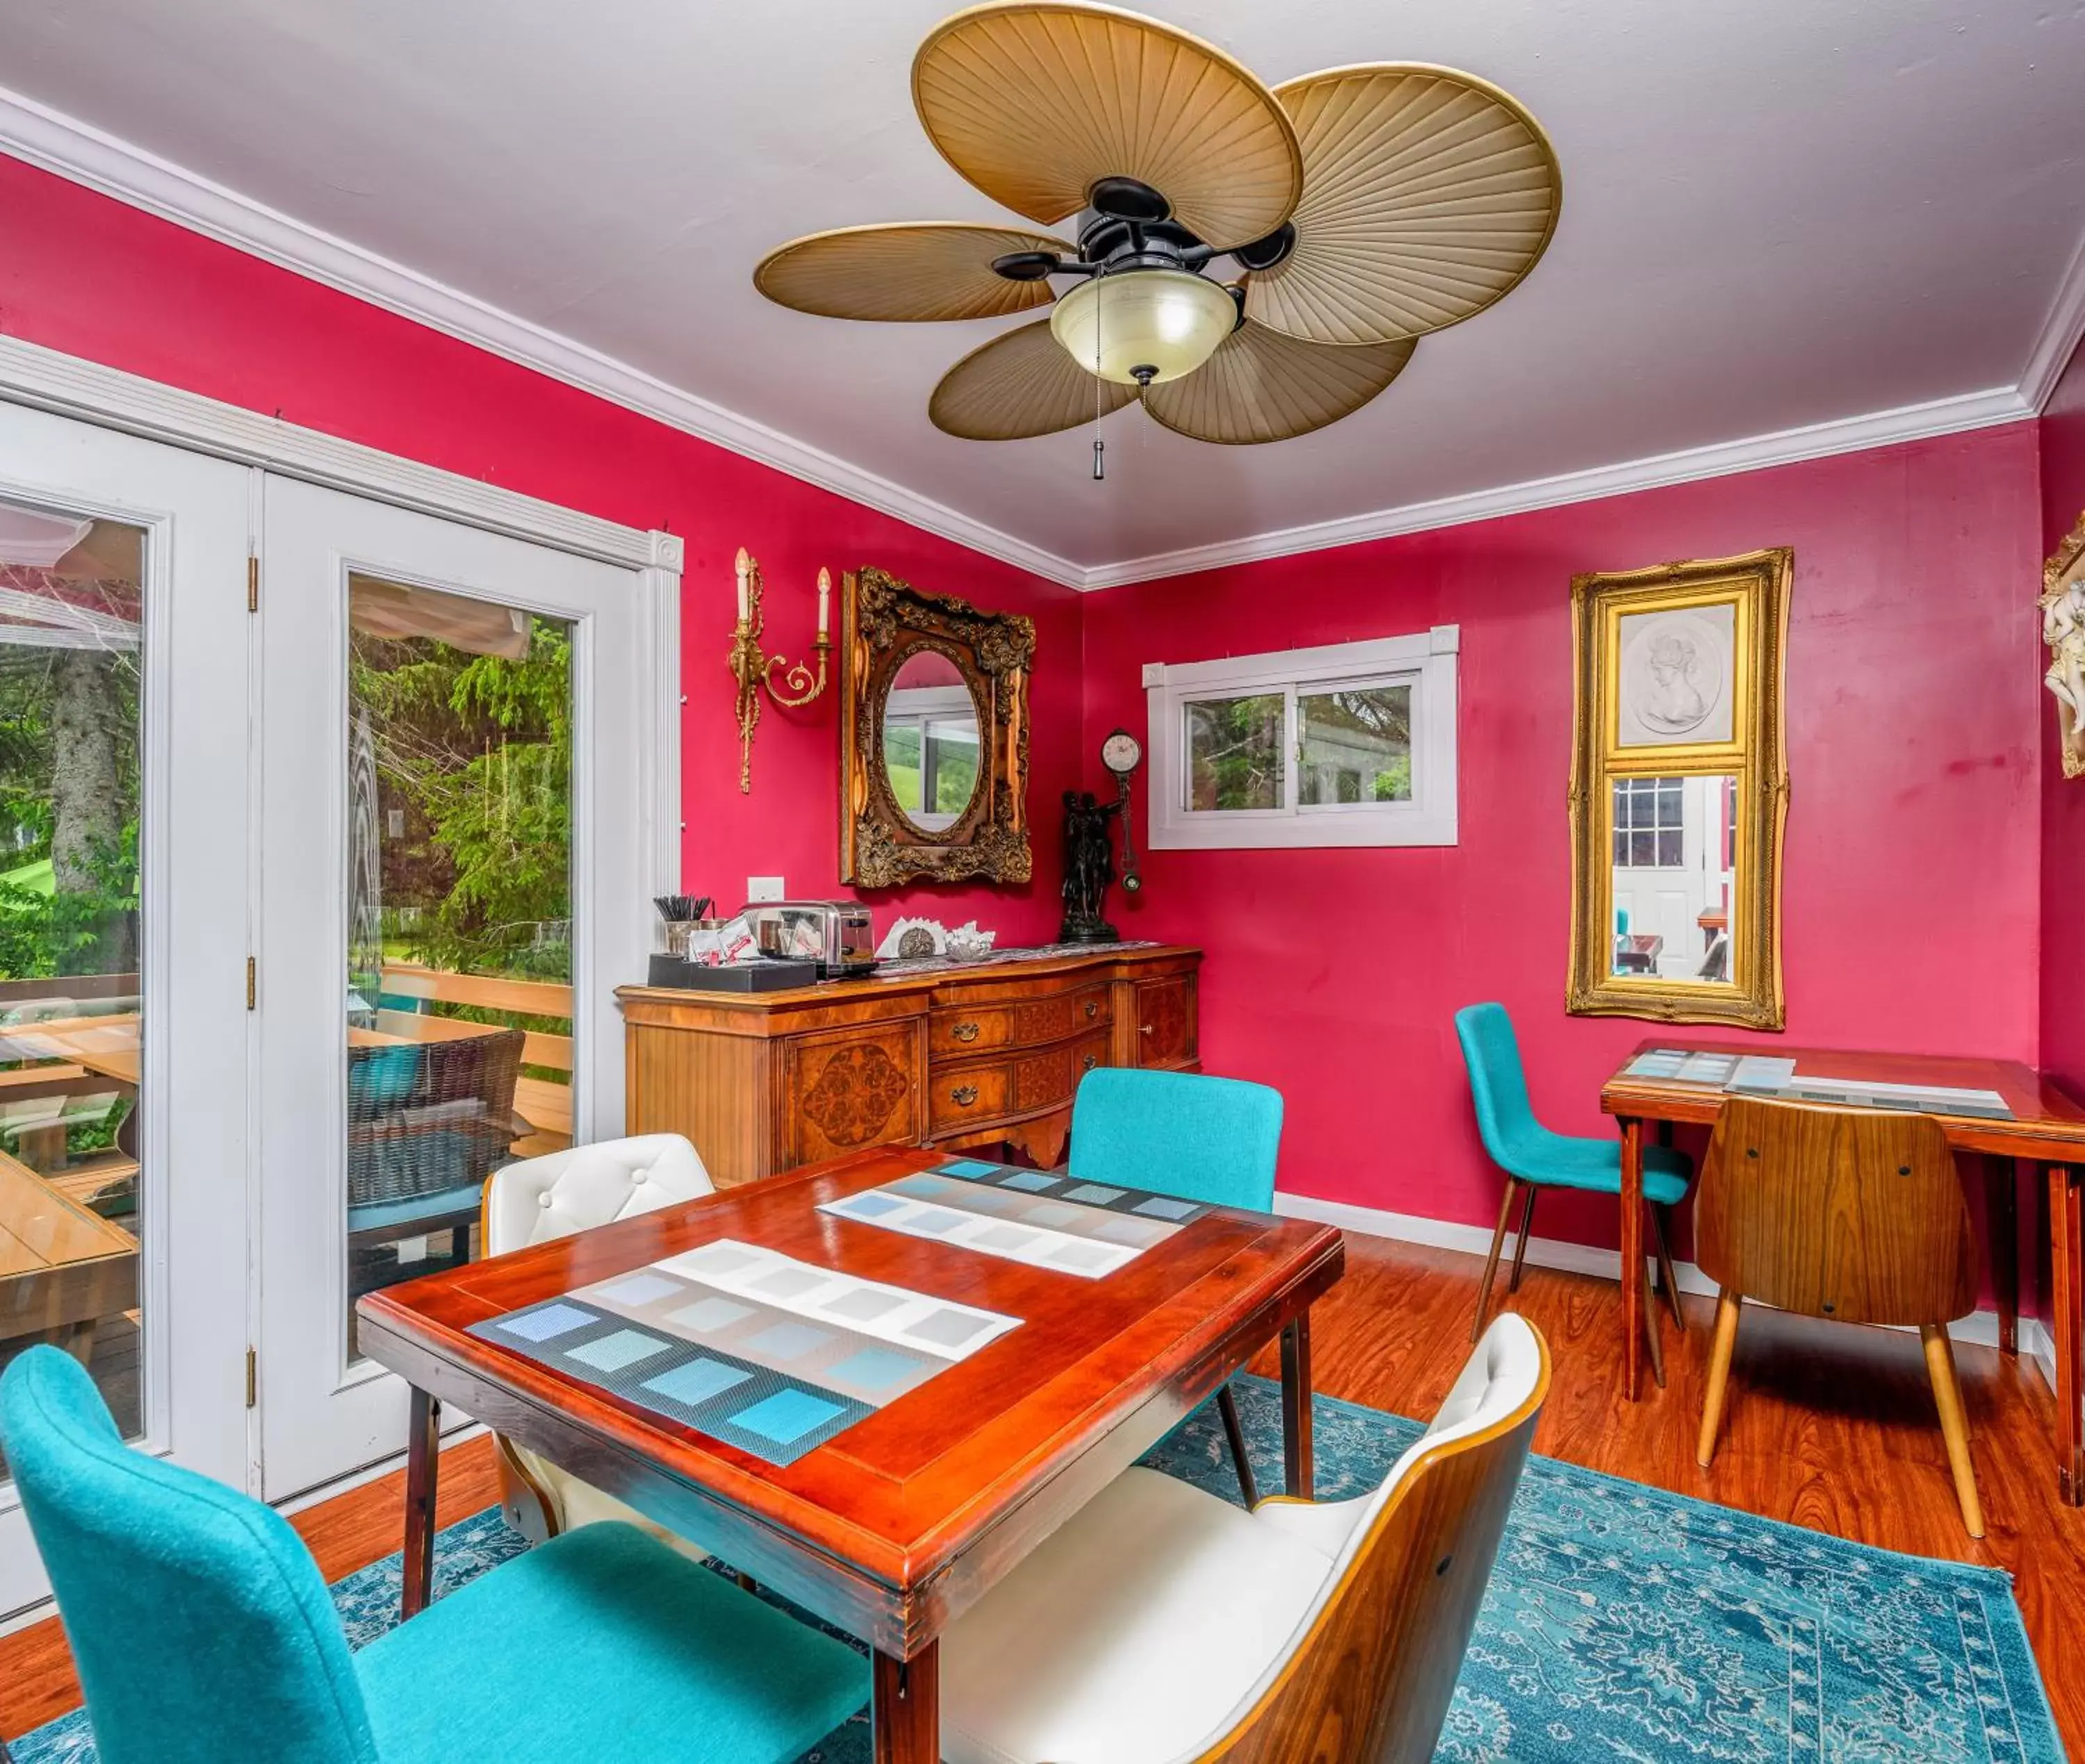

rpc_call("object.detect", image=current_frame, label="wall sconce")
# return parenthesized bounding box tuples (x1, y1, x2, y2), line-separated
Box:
(728, 548, 831, 794)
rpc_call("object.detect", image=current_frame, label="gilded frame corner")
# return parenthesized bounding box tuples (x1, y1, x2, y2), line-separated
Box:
(836, 566, 1034, 889)
(1566, 548, 1791, 1031)
(2041, 509, 2085, 781)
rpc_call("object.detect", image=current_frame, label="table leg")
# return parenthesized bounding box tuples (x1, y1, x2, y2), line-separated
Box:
(402, 1386, 441, 1619)
(1281, 1312, 1314, 1500)
(872, 1642, 939, 1763)
(1619, 1115, 1644, 1403)
(2050, 1164, 2084, 1507)
(1986, 1154, 2018, 1357)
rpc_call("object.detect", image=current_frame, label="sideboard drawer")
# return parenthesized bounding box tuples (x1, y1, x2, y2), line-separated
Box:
(929, 1063, 1011, 1132)
(929, 983, 1111, 1057)
(1132, 977, 1195, 1068)
(785, 1026, 922, 1166)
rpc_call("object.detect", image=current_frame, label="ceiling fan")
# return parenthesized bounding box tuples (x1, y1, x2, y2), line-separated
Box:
(754, 1, 1561, 448)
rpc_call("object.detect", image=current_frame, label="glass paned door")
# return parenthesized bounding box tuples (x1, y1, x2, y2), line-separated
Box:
(259, 477, 648, 1501)
(0, 406, 253, 1618)
(344, 576, 575, 1357)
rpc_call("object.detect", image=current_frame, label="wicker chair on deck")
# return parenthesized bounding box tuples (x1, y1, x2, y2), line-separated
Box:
(346, 1029, 523, 1271)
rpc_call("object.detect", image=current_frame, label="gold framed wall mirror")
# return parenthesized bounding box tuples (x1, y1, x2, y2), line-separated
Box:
(1567, 548, 1791, 1029)
(837, 566, 1034, 888)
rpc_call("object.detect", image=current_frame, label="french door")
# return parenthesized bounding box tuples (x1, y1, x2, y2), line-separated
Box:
(0, 404, 252, 1617)
(256, 477, 649, 1499)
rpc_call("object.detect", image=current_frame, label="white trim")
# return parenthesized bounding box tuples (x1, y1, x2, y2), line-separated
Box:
(0, 82, 2060, 591)
(1146, 628, 1457, 849)
(0, 85, 1084, 589)
(2022, 221, 2085, 414)
(1273, 1189, 2059, 1388)
(1081, 388, 2034, 589)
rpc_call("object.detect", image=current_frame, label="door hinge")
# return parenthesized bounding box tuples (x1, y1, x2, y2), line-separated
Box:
(246, 555, 259, 613)
(245, 1347, 257, 1408)
(245, 956, 256, 1011)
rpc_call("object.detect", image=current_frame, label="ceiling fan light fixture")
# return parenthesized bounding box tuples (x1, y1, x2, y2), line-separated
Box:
(1048, 270, 1236, 386)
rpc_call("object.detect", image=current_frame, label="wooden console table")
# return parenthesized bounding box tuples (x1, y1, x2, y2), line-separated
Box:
(617, 943, 1199, 1188)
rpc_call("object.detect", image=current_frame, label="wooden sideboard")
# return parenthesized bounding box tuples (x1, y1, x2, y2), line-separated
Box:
(616, 944, 1200, 1187)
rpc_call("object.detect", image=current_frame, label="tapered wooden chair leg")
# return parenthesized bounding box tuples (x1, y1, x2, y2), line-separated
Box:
(1215, 1381, 1259, 1509)
(1507, 1184, 1539, 1293)
(1697, 1289, 1742, 1467)
(1471, 1179, 1519, 1343)
(1650, 1203, 1686, 1332)
(1641, 1255, 1667, 1388)
(1920, 1323, 1986, 1539)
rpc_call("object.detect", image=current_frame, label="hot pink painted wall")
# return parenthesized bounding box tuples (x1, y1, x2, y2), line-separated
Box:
(1082, 427, 2045, 1247)
(0, 155, 1081, 945)
(2043, 337, 2085, 1100)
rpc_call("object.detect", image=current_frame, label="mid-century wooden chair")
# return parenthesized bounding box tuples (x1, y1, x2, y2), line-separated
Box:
(938, 1314, 1551, 1764)
(1068, 1065, 1285, 1506)
(1455, 1002, 1692, 1361)
(1694, 1095, 1986, 1537)
(480, 1133, 713, 1546)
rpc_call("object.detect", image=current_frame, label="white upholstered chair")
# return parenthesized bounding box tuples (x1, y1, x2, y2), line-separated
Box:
(480, 1134, 714, 1547)
(938, 1314, 1550, 1764)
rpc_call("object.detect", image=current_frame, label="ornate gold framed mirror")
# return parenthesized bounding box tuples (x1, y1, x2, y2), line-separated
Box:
(838, 567, 1034, 888)
(1567, 548, 1791, 1029)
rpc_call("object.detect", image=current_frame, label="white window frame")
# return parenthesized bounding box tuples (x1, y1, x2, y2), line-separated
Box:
(1145, 626, 1458, 850)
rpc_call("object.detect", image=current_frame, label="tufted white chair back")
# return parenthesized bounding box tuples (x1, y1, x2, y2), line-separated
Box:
(484, 1134, 712, 1257)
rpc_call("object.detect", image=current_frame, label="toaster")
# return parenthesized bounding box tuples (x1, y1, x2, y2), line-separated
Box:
(744, 899, 877, 978)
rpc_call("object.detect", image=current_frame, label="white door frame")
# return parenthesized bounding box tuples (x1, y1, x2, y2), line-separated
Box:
(0, 333, 683, 898)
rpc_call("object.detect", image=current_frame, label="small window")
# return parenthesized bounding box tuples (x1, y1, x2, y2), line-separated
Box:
(1611, 776, 1685, 867)
(1145, 629, 1457, 850)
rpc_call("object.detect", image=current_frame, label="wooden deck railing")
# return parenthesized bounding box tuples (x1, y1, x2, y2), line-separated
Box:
(377, 964, 574, 1152)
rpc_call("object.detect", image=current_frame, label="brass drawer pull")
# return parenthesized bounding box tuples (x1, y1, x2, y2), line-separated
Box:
(950, 1084, 979, 1106)
(951, 1021, 981, 1043)
(1084, 1000, 1099, 1018)
(1082, 1054, 1099, 1071)
(1139, 1023, 1154, 1036)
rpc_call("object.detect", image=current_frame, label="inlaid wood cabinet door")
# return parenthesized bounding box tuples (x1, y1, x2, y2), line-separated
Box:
(783, 1026, 923, 1166)
(1131, 977, 1196, 1068)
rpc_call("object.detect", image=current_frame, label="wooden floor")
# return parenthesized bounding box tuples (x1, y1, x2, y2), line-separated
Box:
(4, 1227, 2084, 1752)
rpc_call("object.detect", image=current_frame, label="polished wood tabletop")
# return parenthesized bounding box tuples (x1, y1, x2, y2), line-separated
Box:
(357, 1141, 1345, 1763)
(1602, 1037, 2085, 1501)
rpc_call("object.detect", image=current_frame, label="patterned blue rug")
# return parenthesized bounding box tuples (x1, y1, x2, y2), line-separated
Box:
(12, 1374, 2062, 1762)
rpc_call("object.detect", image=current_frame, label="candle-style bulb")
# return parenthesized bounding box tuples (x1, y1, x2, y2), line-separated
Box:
(817, 566, 831, 638)
(735, 548, 750, 623)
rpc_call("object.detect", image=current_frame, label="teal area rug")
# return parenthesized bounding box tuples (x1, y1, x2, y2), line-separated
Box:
(12, 1375, 2062, 1762)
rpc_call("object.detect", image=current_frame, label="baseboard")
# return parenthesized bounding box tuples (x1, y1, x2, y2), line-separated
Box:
(1273, 1189, 2059, 1390)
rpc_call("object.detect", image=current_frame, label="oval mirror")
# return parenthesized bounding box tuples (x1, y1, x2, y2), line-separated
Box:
(881, 646, 983, 833)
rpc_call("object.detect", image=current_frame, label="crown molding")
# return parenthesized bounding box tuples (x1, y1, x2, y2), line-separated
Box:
(1078, 384, 2035, 589)
(0, 83, 2063, 596)
(0, 83, 1086, 589)
(2022, 220, 2085, 414)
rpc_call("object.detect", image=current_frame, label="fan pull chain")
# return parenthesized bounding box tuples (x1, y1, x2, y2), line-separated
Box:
(1092, 438, 1105, 481)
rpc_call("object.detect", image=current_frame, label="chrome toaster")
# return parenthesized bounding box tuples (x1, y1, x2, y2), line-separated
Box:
(745, 899, 877, 978)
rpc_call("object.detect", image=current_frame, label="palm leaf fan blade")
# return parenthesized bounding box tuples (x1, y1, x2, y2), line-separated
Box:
(1245, 65, 1561, 345)
(930, 320, 1137, 439)
(754, 222, 1072, 322)
(1142, 322, 1414, 444)
(911, 2, 1302, 250)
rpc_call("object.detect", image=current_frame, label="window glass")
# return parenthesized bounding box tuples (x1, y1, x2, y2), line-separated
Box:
(1298, 684, 1411, 805)
(1184, 692, 1283, 810)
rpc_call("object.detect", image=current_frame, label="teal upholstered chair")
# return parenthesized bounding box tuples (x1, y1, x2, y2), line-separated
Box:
(1454, 1003, 1692, 1366)
(1069, 1067, 1284, 1503)
(0, 1346, 865, 1764)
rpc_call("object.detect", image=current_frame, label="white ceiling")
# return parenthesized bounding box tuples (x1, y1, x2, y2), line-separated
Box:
(1, 0, 2082, 583)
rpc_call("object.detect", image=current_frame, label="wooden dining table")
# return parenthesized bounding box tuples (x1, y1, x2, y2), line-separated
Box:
(1603, 1038, 2085, 1501)
(355, 1141, 1346, 1762)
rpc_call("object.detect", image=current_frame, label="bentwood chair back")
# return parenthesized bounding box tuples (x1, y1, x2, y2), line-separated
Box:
(1693, 1096, 1985, 1535)
(1069, 1065, 1284, 1503)
(481, 1134, 712, 1543)
(938, 1314, 1551, 1764)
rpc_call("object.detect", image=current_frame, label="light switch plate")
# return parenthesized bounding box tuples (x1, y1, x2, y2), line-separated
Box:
(746, 876, 785, 903)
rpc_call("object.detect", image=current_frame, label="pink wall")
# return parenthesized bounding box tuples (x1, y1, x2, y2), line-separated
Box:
(0, 155, 1081, 945)
(2043, 337, 2085, 1099)
(1082, 427, 2045, 1246)
(1, 151, 2060, 1257)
